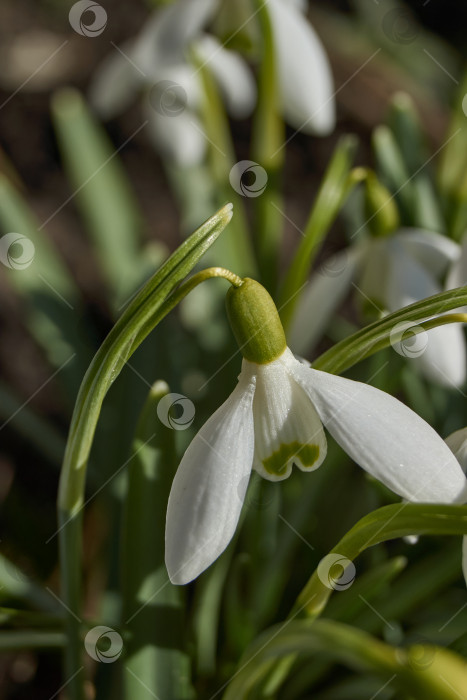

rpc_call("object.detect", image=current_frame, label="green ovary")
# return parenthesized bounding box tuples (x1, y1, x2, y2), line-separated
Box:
(262, 442, 320, 476)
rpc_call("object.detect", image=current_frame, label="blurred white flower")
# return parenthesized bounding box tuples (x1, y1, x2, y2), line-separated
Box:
(290, 229, 467, 388)
(89, 0, 335, 165)
(445, 427, 467, 586)
(267, 0, 335, 135)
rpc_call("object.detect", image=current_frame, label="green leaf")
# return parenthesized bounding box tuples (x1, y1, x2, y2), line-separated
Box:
(388, 93, 427, 174)
(372, 125, 415, 223)
(0, 554, 59, 614)
(122, 381, 193, 700)
(313, 287, 467, 375)
(364, 170, 400, 237)
(0, 176, 91, 394)
(326, 556, 407, 624)
(193, 53, 257, 278)
(0, 607, 63, 628)
(0, 176, 76, 298)
(57, 204, 233, 700)
(279, 136, 358, 330)
(51, 88, 147, 309)
(437, 73, 467, 241)
(0, 630, 65, 651)
(261, 557, 409, 698)
(0, 382, 65, 467)
(223, 619, 467, 700)
(387, 93, 445, 232)
(356, 543, 463, 636)
(438, 70, 467, 201)
(250, 0, 285, 292)
(296, 503, 467, 619)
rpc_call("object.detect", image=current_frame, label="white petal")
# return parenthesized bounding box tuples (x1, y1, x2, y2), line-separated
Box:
(355, 239, 392, 312)
(148, 63, 202, 110)
(446, 233, 467, 290)
(290, 362, 467, 503)
(143, 99, 206, 166)
(267, 0, 335, 135)
(165, 367, 256, 584)
(194, 34, 257, 118)
(133, 0, 218, 72)
(288, 0, 308, 12)
(446, 427, 467, 472)
(384, 238, 439, 311)
(251, 353, 327, 481)
(385, 240, 466, 388)
(393, 229, 460, 279)
(418, 324, 466, 388)
(88, 42, 141, 119)
(288, 247, 362, 355)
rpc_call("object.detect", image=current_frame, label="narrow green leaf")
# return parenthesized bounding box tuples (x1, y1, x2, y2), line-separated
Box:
(57, 204, 233, 700)
(364, 170, 400, 237)
(51, 88, 146, 308)
(223, 619, 467, 700)
(279, 136, 358, 329)
(373, 125, 415, 222)
(122, 381, 193, 700)
(438, 94, 467, 240)
(0, 554, 59, 614)
(0, 176, 77, 298)
(296, 503, 467, 619)
(0, 607, 63, 628)
(0, 176, 91, 393)
(313, 287, 467, 375)
(356, 544, 462, 635)
(0, 382, 65, 467)
(387, 93, 445, 232)
(326, 556, 407, 624)
(412, 175, 446, 234)
(250, 0, 283, 173)
(0, 630, 65, 651)
(250, 0, 285, 291)
(388, 93, 427, 174)
(193, 551, 232, 676)
(263, 557, 409, 697)
(438, 70, 467, 200)
(194, 54, 257, 277)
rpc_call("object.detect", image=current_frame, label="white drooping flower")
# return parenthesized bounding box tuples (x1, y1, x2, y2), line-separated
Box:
(165, 278, 467, 584)
(289, 229, 467, 388)
(89, 0, 335, 165)
(445, 427, 467, 586)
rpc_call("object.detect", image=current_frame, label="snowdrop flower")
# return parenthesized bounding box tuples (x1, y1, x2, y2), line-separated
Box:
(445, 427, 467, 586)
(89, 0, 335, 165)
(265, 0, 335, 134)
(165, 278, 467, 584)
(289, 229, 467, 388)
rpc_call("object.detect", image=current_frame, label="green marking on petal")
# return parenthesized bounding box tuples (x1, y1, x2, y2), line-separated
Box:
(262, 442, 320, 477)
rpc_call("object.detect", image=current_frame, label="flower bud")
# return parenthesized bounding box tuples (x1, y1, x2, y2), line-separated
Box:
(226, 278, 286, 364)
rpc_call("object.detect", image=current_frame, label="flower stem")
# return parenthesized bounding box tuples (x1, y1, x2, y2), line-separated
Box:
(56, 206, 235, 700)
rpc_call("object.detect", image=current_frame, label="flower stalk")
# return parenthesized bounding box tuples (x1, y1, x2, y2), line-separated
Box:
(56, 205, 234, 699)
